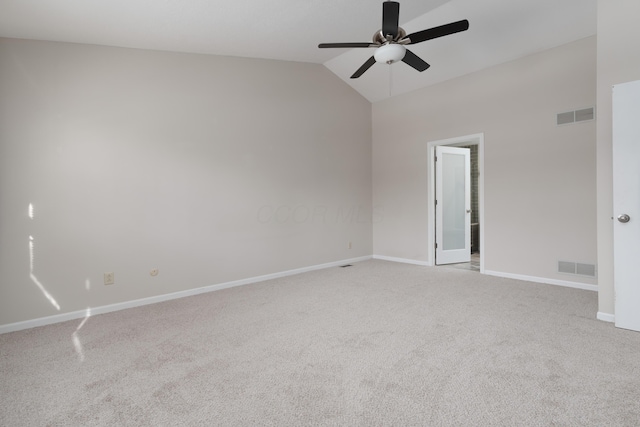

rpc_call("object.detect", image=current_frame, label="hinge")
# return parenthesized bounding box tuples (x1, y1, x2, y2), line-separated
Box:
(435, 242, 438, 249)
(435, 200, 438, 206)
(434, 155, 437, 162)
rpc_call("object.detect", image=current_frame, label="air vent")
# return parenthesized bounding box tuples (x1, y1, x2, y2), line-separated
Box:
(556, 107, 595, 126)
(558, 261, 576, 274)
(576, 263, 596, 277)
(558, 261, 597, 277)
(575, 108, 594, 122)
(557, 111, 575, 125)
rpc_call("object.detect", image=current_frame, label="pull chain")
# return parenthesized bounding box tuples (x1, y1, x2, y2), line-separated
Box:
(389, 63, 392, 98)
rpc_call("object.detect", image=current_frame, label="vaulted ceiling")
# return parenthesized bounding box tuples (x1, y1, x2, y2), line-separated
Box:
(0, 0, 596, 102)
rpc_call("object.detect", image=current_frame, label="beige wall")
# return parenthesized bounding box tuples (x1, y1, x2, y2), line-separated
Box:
(0, 39, 372, 326)
(596, 0, 640, 316)
(4, 21, 629, 327)
(373, 37, 597, 284)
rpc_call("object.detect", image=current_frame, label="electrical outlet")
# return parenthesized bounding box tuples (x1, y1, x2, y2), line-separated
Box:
(150, 269, 159, 277)
(104, 272, 114, 285)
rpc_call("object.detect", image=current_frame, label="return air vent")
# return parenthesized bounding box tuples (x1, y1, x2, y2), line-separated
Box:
(556, 107, 595, 126)
(558, 261, 576, 274)
(558, 261, 597, 277)
(576, 263, 596, 277)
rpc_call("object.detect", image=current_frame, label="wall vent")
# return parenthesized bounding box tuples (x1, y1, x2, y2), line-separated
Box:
(558, 261, 576, 274)
(576, 263, 596, 277)
(556, 107, 595, 126)
(575, 108, 595, 122)
(557, 111, 575, 125)
(558, 261, 597, 277)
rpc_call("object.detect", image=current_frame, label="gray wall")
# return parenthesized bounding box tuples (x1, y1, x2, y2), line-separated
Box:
(0, 39, 373, 326)
(372, 36, 597, 284)
(596, 0, 640, 317)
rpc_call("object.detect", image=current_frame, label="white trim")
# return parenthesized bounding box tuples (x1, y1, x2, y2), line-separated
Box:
(597, 312, 615, 323)
(373, 255, 431, 266)
(0, 256, 372, 334)
(484, 269, 598, 292)
(427, 133, 485, 272)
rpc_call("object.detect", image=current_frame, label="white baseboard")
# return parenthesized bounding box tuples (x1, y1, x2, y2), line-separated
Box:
(0, 255, 373, 335)
(373, 255, 431, 267)
(483, 270, 598, 292)
(597, 312, 615, 323)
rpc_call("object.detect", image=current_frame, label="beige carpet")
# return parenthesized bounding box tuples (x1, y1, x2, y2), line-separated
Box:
(1, 260, 639, 426)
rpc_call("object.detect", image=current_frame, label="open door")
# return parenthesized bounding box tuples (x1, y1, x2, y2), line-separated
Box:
(435, 146, 471, 265)
(613, 80, 640, 332)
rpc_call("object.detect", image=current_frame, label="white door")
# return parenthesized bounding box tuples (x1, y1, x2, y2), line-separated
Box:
(435, 146, 471, 265)
(613, 80, 640, 332)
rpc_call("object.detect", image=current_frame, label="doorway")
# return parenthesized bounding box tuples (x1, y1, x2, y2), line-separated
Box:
(427, 133, 484, 272)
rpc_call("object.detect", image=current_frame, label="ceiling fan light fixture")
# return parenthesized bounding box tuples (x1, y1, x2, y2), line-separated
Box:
(374, 43, 406, 64)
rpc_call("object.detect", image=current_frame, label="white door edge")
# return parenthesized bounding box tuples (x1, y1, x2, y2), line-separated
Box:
(613, 80, 640, 332)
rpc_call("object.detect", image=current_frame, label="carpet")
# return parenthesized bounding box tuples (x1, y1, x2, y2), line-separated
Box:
(1, 260, 639, 426)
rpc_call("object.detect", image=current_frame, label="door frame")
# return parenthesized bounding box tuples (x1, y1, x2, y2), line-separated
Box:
(427, 133, 485, 272)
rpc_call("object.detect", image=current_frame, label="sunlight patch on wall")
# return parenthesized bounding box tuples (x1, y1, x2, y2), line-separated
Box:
(28, 204, 61, 311)
(29, 273, 60, 311)
(29, 235, 35, 271)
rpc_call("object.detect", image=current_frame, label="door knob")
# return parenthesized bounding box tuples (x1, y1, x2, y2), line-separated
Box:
(466, 209, 472, 213)
(617, 214, 631, 223)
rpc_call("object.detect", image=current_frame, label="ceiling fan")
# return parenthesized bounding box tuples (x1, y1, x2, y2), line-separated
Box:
(318, 1, 469, 79)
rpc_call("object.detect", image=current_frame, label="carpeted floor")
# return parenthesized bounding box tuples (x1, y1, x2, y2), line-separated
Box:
(1, 260, 639, 426)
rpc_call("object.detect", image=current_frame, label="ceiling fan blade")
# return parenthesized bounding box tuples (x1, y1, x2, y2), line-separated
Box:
(401, 49, 430, 72)
(350, 56, 377, 79)
(405, 19, 469, 45)
(382, 1, 400, 39)
(318, 42, 377, 48)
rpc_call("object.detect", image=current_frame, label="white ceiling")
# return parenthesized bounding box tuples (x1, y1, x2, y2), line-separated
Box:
(0, 0, 596, 102)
